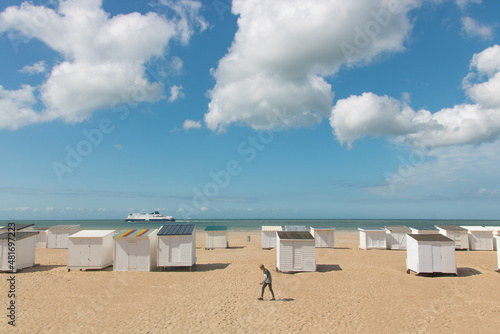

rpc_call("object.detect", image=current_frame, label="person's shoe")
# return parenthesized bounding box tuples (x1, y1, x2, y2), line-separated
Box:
(271, 298, 276, 301)
(257, 297, 263, 300)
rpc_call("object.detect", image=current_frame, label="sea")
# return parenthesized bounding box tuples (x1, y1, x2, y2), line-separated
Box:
(2, 218, 500, 231)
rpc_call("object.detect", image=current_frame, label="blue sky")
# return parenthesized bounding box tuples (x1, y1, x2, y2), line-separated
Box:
(1, 0, 500, 220)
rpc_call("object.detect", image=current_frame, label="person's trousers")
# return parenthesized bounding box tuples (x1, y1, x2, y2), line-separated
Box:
(261, 282, 274, 298)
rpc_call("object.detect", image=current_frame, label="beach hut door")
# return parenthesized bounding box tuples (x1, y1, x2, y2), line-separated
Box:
(431, 245, 443, 272)
(293, 242, 303, 269)
(169, 237, 181, 263)
(55, 233, 64, 248)
(127, 241, 138, 270)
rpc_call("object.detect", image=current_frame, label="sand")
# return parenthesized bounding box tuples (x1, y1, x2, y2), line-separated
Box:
(2, 230, 500, 333)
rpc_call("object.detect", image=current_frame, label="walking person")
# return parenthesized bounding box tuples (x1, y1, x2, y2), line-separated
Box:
(258, 264, 275, 301)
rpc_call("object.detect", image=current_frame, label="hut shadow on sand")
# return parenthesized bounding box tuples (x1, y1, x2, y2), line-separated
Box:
(316, 264, 343, 272)
(20, 264, 66, 273)
(191, 263, 231, 272)
(410, 267, 482, 278)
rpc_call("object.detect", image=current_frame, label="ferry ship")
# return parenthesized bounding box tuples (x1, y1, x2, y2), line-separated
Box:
(125, 211, 175, 222)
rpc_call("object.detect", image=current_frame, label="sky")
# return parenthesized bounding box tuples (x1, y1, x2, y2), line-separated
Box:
(1, 0, 500, 220)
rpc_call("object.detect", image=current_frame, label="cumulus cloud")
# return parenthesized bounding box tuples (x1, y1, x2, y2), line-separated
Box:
(19, 60, 47, 74)
(330, 45, 500, 148)
(461, 16, 494, 40)
(183, 119, 202, 130)
(169, 85, 184, 102)
(0, 0, 204, 129)
(205, 0, 420, 132)
(0, 84, 40, 130)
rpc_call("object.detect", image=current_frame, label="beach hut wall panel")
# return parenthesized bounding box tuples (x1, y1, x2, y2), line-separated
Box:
(205, 226, 228, 249)
(460, 226, 494, 251)
(0, 232, 38, 272)
(157, 224, 196, 267)
(261, 226, 283, 249)
(47, 225, 80, 249)
(310, 226, 335, 248)
(277, 231, 316, 272)
(406, 234, 457, 275)
(410, 227, 439, 235)
(385, 226, 411, 250)
(358, 228, 387, 250)
(68, 230, 114, 270)
(114, 229, 158, 271)
(435, 225, 469, 250)
(485, 227, 500, 250)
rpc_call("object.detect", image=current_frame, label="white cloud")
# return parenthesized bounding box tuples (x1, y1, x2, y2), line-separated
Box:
(114, 144, 123, 150)
(461, 16, 494, 40)
(45, 206, 54, 212)
(0, 0, 204, 129)
(0, 84, 40, 130)
(19, 60, 47, 74)
(479, 187, 498, 196)
(205, 0, 420, 132)
(330, 45, 500, 148)
(455, 0, 481, 10)
(168, 84, 184, 102)
(183, 119, 202, 130)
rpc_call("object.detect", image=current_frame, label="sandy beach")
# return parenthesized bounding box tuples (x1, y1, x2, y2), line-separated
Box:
(2, 230, 500, 333)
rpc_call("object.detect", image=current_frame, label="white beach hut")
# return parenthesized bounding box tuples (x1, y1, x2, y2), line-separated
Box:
(494, 233, 500, 271)
(410, 227, 439, 235)
(310, 226, 335, 248)
(114, 229, 158, 271)
(358, 228, 387, 250)
(205, 226, 228, 249)
(277, 231, 316, 272)
(485, 227, 500, 250)
(460, 226, 494, 251)
(26, 227, 50, 248)
(157, 224, 196, 268)
(0, 231, 38, 272)
(435, 225, 469, 250)
(284, 225, 308, 232)
(406, 234, 457, 275)
(67, 230, 115, 271)
(261, 226, 283, 249)
(385, 226, 411, 250)
(47, 225, 80, 249)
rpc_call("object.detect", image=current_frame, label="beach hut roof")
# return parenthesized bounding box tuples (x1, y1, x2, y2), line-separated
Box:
(358, 228, 385, 231)
(0, 223, 35, 231)
(49, 224, 80, 230)
(435, 225, 466, 231)
(284, 225, 307, 231)
(277, 231, 314, 240)
(407, 234, 454, 242)
(26, 227, 50, 231)
(460, 226, 489, 231)
(0, 231, 39, 240)
(70, 230, 115, 238)
(205, 226, 227, 231)
(311, 226, 335, 230)
(410, 226, 438, 231)
(114, 229, 156, 238)
(262, 226, 283, 232)
(158, 224, 196, 236)
(385, 225, 411, 233)
(484, 226, 500, 231)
